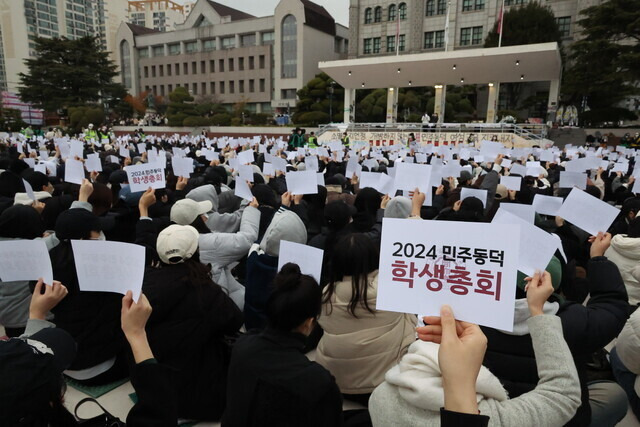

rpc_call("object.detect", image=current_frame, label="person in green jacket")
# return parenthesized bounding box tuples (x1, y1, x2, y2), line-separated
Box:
(288, 128, 304, 150)
(341, 132, 350, 147)
(84, 123, 98, 142)
(307, 132, 318, 148)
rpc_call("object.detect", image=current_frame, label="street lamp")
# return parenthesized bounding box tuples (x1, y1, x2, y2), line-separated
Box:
(328, 81, 335, 123)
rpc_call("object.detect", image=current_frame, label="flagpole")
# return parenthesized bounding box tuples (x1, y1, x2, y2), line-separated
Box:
(444, 1, 450, 51)
(498, 0, 505, 47)
(395, 4, 400, 55)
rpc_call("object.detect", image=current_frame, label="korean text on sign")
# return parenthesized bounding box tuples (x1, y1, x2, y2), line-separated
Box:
(125, 163, 166, 193)
(377, 219, 520, 331)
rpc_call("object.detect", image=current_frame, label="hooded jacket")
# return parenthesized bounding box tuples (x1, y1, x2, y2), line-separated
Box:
(142, 262, 243, 420)
(369, 315, 581, 427)
(244, 208, 307, 330)
(316, 271, 417, 394)
(481, 257, 629, 426)
(605, 234, 640, 305)
(187, 184, 245, 233)
(198, 205, 260, 310)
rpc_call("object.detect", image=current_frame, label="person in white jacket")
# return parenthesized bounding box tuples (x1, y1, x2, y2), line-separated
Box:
(611, 309, 640, 421)
(605, 218, 640, 305)
(368, 271, 582, 427)
(170, 196, 260, 310)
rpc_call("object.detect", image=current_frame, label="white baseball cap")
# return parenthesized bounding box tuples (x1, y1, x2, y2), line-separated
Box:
(170, 198, 212, 225)
(156, 224, 199, 264)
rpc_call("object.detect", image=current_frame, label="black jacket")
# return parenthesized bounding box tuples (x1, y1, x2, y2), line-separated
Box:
(482, 257, 630, 426)
(142, 263, 243, 421)
(221, 328, 343, 427)
(49, 242, 124, 370)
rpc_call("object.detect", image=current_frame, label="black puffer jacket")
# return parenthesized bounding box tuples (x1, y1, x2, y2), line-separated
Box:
(482, 257, 630, 426)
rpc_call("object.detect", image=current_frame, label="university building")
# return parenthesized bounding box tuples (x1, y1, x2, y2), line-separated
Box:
(116, 0, 349, 114)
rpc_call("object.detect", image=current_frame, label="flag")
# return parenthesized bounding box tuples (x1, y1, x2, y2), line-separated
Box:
(497, 6, 503, 34)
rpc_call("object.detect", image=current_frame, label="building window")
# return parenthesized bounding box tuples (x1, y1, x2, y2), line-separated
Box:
(220, 81, 225, 93)
(144, 66, 149, 78)
(364, 8, 372, 24)
(201, 61, 205, 73)
(463, 0, 484, 11)
(387, 35, 395, 52)
(168, 43, 180, 55)
(221, 36, 235, 49)
(398, 34, 406, 51)
(183, 63, 188, 74)
(152, 45, 164, 57)
(175, 63, 180, 75)
(281, 89, 297, 99)
(138, 47, 149, 58)
(374, 6, 382, 22)
(388, 4, 397, 21)
(159, 65, 164, 77)
(259, 55, 266, 69)
(472, 26, 483, 45)
(372, 37, 381, 53)
(363, 38, 372, 54)
(249, 79, 255, 92)
(230, 81, 235, 94)
(185, 41, 197, 53)
(239, 57, 244, 71)
(239, 80, 245, 93)
(281, 14, 297, 78)
(168, 84, 173, 93)
(120, 40, 131, 89)
(249, 56, 255, 69)
(192, 82, 197, 94)
(260, 78, 266, 92)
(219, 59, 225, 72)
(167, 64, 172, 76)
(460, 26, 483, 45)
(201, 82, 206, 95)
(210, 82, 215, 93)
(229, 58, 234, 71)
(437, 0, 447, 15)
(261, 31, 275, 45)
(556, 16, 571, 37)
(192, 61, 197, 74)
(203, 39, 216, 51)
(399, 3, 407, 19)
(505, 0, 526, 5)
(426, 0, 435, 16)
(424, 30, 445, 48)
(209, 60, 215, 72)
(241, 34, 256, 47)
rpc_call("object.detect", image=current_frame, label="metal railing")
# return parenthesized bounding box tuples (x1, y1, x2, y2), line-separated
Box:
(316, 122, 548, 140)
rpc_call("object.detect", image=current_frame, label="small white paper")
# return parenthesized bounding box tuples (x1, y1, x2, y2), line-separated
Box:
(509, 164, 527, 176)
(237, 149, 254, 165)
(71, 240, 145, 302)
(317, 173, 325, 186)
(559, 171, 587, 189)
(263, 163, 275, 176)
(119, 146, 130, 158)
(556, 188, 620, 236)
(64, 158, 85, 185)
(22, 179, 36, 201)
(234, 177, 254, 201)
(285, 170, 318, 195)
(85, 153, 102, 173)
(500, 176, 522, 191)
(0, 240, 53, 285)
(498, 203, 535, 223)
(460, 188, 488, 208)
(125, 163, 166, 193)
(377, 219, 520, 331)
(172, 157, 193, 178)
(492, 209, 557, 276)
(278, 240, 324, 284)
(532, 195, 564, 216)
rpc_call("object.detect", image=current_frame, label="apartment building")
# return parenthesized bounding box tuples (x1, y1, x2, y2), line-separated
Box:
(127, 0, 194, 32)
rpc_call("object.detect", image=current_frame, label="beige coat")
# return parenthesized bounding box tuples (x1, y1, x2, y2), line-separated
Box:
(316, 271, 417, 394)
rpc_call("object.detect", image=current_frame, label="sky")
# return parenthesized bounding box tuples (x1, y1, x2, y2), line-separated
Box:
(180, 0, 350, 26)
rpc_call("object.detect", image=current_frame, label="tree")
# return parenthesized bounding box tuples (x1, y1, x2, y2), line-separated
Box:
(18, 36, 119, 112)
(562, 0, 639, 124)
(166, 87, 199, 126)
(485, 3, 562, 111)
(294, 72, 344, 125)
(0, 108, 27, 132)
(68, 106, 105, 133)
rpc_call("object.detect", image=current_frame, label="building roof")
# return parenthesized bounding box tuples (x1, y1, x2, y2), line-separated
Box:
(126, 22, 160, 36)
(320, 42, 563, 88)
(206, 1, 255, 21)
(301, 0, 336, 36)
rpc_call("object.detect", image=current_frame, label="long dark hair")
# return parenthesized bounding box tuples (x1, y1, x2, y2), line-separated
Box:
(323, 233, 379, 317)
(266, 263, 321, 331)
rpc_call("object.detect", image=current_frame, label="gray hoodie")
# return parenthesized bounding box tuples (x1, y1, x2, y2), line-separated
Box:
(186, 185, 246, 233)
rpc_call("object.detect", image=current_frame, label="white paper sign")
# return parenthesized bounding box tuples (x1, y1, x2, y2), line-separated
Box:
(556, 188, 620, 236)
(532, 194, 564, 216)
(498, 203, 535, 224)
(559, 171, 587, 189)
(64, 158, 85, 185)
(492, 210, 557, 276)
(85, 153, 102, 173)
(0, 240, 53, 285)
(285, 170, 318, 195)
(237, 149, 254, 165)
(22, 179, 36, 201)
(460, 188, 488, 208)
(71, 240, 145, 302)
(500, 176, 522, 191)
(377, 219, 520, 331)
(277, 240, 324, 284)
(234, 177, 254, 201)
(125, 163, 166, 193)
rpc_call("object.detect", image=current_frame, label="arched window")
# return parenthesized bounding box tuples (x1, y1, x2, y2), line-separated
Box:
(425, 0, 435, 16)
(364, 8, 372, 24)
(120, 40, 131, 90)
(374, 6, 382, 22)
(388, 4, 397, 21)
(399, 2, 407, 19)
(281, 14, 297, 78)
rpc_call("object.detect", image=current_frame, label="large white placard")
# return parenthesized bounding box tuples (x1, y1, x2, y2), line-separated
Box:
(278, 240, 324, 284)
(125, 163, 166, 193)
(71, 240, 145, 302)
(377, 219, 520, 331)
(0, 240, 53, 285)
(556, 188, 620, 236)
(285, 170, 318, 195)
